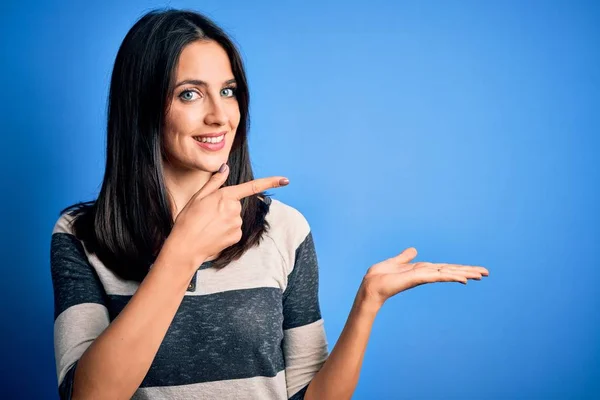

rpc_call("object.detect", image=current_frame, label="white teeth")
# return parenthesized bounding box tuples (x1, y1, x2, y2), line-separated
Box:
(195, 134, 224, 144)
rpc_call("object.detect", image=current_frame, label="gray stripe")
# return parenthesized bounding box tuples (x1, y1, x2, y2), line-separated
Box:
(59, 361, 77, 400)
(51, 233, 107, 319)
(289, 384, 309, 400)
(283, 232, 322, 329)
(107, 287, 285, 387)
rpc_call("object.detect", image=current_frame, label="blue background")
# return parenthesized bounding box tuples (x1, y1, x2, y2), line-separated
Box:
(1, 0, 598, 398)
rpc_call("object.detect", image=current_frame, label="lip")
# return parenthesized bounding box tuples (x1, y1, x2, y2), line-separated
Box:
(193, 131, 227, 138)
(193, 133, 226, 152)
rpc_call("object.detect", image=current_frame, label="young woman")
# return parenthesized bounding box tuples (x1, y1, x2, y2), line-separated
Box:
(50, 8, 489, 400)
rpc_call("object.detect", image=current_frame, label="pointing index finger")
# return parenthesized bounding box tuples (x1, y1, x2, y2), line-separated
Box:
(224, 177, 289, 200)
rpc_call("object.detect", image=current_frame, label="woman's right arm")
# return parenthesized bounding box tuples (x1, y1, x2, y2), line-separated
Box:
(69, 243, 199, 400)
(52, 167, 230, 400)
(51, 213, 208, 400)
(52, 164, 289, 400)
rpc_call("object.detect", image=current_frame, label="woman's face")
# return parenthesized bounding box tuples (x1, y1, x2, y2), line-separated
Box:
(163, 40, 240, 173)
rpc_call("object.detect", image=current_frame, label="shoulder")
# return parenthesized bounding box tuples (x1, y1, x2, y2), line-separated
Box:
(52, 212, 78, 236)
(264, 197, 310, 244)
(263, 197, 313, 271)
(52, 201, 95, 238)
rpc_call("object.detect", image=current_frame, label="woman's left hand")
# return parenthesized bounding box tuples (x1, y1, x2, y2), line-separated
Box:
(358, 247, 489, 313)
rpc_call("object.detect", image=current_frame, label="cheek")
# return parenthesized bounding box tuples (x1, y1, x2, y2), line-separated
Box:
(166, 105, 203, 135)
(228, 105, 241, 129)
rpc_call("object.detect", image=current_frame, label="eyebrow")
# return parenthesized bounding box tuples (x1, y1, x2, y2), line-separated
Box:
(174, 79, 237, 88)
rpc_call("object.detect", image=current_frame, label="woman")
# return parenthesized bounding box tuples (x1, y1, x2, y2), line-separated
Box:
(50, 8, 489, 400)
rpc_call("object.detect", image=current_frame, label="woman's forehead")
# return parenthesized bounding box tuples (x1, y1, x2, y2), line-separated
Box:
(175, 40, 234, 83)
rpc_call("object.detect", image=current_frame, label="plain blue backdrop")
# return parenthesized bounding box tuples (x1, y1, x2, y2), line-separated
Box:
(1, 0, 598, 398)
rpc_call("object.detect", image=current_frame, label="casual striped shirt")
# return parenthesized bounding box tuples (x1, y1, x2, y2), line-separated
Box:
(50, 197, 329, 399)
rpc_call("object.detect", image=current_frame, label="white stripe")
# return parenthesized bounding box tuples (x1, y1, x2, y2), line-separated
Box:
(131, 369, 287, 400)
(54, 303, 110, 385)
(74, 198, 313, 297)
(283, 319, 329, 398)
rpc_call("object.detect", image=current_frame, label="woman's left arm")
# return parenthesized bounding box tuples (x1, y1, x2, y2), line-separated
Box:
(305, 247, 489, 400)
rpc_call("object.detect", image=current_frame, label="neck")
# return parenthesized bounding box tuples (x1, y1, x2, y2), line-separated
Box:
(163, 163, 213, 220)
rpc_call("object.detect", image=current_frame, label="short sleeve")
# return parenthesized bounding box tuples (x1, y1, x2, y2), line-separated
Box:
(282, 230, 329, 400)
(50, 214, 110, 399)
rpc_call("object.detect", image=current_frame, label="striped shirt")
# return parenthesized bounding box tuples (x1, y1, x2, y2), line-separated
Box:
(50, 197, 329, 399)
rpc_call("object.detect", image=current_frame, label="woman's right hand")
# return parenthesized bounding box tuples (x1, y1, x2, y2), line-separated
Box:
(161, 163, 289, 270)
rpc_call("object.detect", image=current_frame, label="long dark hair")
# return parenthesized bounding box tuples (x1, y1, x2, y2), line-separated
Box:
(61, 8, 271, 281)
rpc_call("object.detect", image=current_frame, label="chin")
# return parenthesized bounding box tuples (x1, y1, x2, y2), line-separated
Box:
(195, 159, 228, 173)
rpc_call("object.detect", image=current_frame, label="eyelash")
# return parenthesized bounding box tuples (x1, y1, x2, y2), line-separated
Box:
(178, 86, 238, 102)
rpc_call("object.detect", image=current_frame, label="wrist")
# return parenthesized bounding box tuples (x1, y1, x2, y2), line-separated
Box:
(158, 238, 206, 274)
(354, 283, 383, 317)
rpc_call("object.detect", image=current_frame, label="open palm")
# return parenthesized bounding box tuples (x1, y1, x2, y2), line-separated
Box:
(360, 247, 489, 309)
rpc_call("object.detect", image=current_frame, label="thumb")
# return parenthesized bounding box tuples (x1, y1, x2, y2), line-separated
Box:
(193, 163, 230, 200)
(391, 247, 418, 264)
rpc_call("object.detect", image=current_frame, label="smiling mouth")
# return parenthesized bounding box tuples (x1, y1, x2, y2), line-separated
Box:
(192, 133, 226, 144)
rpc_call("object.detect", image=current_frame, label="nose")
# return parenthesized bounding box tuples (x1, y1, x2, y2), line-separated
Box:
(204, 96, 228, 126)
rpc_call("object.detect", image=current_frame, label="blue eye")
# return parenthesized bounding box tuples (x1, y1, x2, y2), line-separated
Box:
(221, 87, 237, 97)
(179, 90, 200, 102)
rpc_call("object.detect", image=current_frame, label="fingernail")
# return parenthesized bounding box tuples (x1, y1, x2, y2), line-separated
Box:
(219, 163, 228, 173)
(279, 178, 289, 186)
